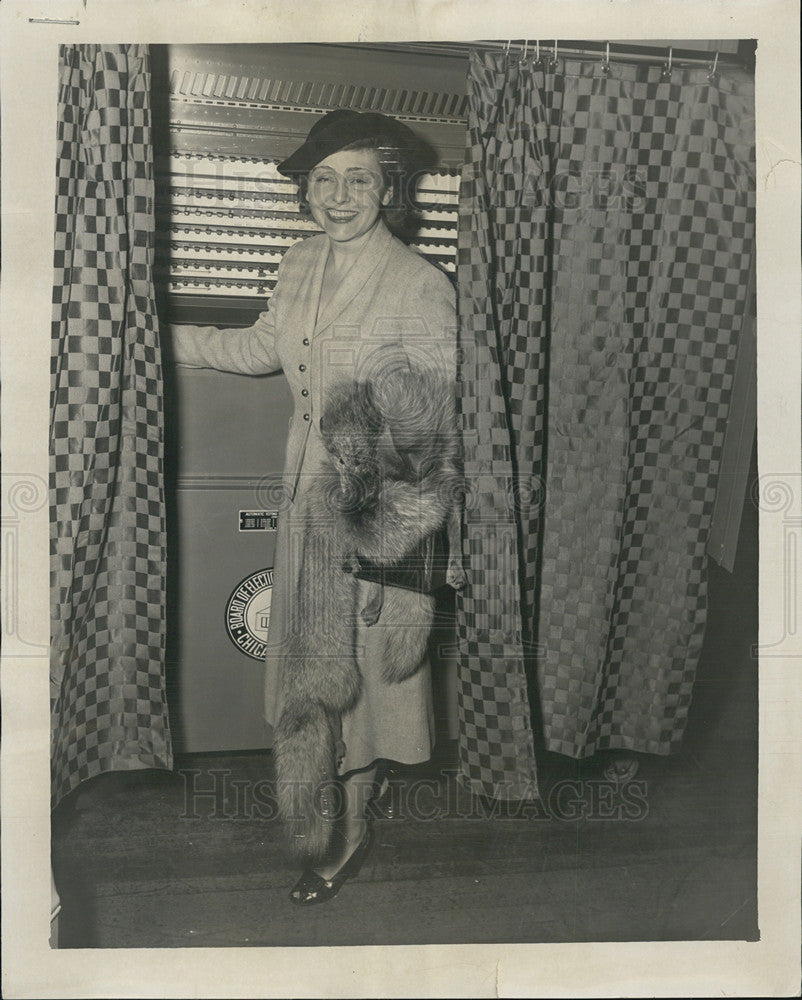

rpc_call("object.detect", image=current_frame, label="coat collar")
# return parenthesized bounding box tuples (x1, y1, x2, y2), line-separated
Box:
(313, 219, 395, 335)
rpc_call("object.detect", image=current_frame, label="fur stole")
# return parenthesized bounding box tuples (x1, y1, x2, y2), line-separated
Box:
(274, 366, 462, 862)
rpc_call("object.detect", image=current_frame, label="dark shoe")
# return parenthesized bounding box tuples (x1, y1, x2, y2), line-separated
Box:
(602, 752, 639, 783)
(289, 823, 373, 906)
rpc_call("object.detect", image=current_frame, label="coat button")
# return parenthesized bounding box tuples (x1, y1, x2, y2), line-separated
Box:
(299, 363, 307, 372)
(302, 338, 310, 346)
(301, 388, 309, 397)
(303, 413, 310, 420)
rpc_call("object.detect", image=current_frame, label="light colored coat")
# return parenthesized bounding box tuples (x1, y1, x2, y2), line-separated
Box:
(170, 219, 458, 775)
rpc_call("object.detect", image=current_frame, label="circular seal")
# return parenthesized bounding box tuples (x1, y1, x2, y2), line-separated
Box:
(224, 568, 274, 661)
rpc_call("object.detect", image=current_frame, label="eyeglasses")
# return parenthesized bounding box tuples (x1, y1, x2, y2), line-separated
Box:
(308, 167, 384, 193)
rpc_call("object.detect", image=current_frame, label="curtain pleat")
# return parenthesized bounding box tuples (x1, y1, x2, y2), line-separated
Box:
(456, 50, 755, 796)
(50, 44, 171, 807)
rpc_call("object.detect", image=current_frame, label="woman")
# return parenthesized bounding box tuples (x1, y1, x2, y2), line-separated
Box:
(168, 109, 460, 905)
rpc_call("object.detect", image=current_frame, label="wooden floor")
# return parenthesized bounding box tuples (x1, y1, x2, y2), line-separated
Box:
(51, 498, 759, 947)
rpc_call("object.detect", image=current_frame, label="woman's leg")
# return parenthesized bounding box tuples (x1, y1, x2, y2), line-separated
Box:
(313, 764, 377, 880)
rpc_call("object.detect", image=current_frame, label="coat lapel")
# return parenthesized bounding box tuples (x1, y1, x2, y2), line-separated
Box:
(297, 238, 328, 344)
(313, 220, 394, 335)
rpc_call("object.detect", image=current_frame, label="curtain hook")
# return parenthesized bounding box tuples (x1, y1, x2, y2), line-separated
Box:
(661, 46, 673, 81)
(601, 40, 611, 75)
(708, 50, 719, 81)
(504, 39, 511, 58)
(535, 39, 540, 64)
(521, 39, 529, 64)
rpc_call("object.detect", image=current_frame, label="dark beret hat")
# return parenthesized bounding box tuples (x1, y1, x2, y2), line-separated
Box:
(276, 109, 423, 177)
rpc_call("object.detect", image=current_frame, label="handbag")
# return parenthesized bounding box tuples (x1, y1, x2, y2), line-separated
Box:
(352, 525, 450, 595)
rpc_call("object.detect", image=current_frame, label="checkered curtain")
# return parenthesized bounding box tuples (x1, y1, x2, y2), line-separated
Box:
(455, 49, 755, 798)
(50, 45, 172, 807)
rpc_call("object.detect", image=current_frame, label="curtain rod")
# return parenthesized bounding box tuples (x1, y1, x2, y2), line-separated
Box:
(338, 40, 750, 70)
(482, 39, 745, 68)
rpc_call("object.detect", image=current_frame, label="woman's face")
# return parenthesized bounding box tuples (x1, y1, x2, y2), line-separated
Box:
(306, 148, 392, 245)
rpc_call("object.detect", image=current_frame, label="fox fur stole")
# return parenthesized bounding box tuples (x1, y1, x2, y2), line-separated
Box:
(273, 366, 463, 862)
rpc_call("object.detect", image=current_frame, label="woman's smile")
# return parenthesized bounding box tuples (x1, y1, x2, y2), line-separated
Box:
(326, 209, 360, 223)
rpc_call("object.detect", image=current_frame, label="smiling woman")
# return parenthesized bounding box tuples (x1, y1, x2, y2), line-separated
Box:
(166, 107, 462, 907)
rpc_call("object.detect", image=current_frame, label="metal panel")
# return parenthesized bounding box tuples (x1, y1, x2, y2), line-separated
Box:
(169, 486, 278, 753)
(164, 368, 293, 752)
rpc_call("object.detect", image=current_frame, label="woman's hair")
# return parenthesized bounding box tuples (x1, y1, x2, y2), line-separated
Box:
(296, 136, 422, 238)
